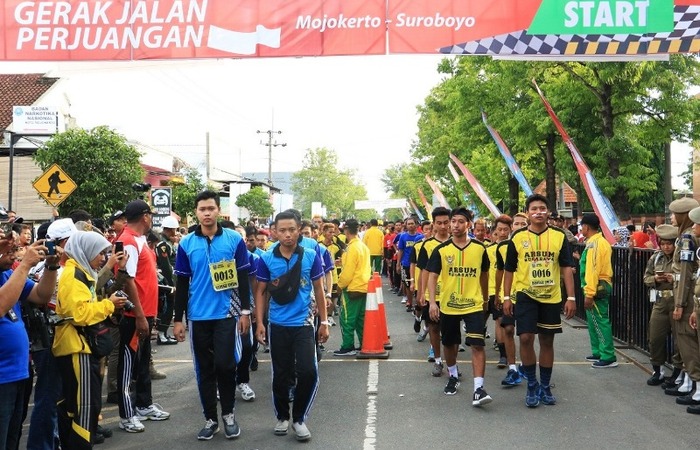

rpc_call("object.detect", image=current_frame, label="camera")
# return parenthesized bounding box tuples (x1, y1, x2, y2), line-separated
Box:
(131, 183, 152, 193)
(115, 290, 135, 311)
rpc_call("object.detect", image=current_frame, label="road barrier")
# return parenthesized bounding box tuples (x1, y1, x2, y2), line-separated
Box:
(571, 244, 673, 361)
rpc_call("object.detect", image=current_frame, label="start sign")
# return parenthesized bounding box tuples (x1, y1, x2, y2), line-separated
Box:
(32, 163, 77, 207)
(529, 0, 674, 35)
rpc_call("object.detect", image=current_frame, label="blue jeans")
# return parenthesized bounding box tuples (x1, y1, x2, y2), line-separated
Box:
(0, 379, 27, 450)
(28, 349, 61, 450)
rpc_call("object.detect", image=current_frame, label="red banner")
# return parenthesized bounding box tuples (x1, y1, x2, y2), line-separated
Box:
(0, 1, 697, 60)
(0, 0, 386, 60)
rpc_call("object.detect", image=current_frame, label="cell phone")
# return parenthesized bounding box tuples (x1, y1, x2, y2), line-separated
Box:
(45, 241, 56, 256)
(115, 241, 124, 253)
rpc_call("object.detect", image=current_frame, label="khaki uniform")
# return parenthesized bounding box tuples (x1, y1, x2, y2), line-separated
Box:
(673, 227, 700, 381)
(644, 251, 681, 368)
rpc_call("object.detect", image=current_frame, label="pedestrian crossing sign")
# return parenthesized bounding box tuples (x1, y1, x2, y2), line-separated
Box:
(32, 163, 77, 207)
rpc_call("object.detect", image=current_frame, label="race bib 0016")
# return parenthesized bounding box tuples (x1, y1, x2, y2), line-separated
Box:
(209, 259, 238, 291)
(530, 261, 554, 287)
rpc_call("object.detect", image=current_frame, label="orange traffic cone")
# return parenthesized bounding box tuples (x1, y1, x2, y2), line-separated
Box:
(356, 276, 390, 359)
(373, 272, 392, 350)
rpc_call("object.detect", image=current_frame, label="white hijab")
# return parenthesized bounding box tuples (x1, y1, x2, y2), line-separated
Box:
(64, 231, 111, 279)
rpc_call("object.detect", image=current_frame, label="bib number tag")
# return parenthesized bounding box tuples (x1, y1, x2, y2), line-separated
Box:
(209, 260, 238, 291)
(530, 261, 554, 287)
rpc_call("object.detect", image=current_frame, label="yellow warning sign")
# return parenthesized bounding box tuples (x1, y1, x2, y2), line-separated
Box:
(32, 164, 77, 207)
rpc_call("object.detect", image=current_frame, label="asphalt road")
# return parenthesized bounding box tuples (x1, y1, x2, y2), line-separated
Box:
(21, 278, 700, 449)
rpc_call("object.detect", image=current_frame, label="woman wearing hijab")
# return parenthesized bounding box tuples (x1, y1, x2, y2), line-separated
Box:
(612, 226, 631, 248)
(52, 231, 126, 449)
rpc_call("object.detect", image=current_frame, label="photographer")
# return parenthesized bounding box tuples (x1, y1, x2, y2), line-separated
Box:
(52, 231, 127, 449)
(25, 219, 76, 450)
(0, 231, 58, 450)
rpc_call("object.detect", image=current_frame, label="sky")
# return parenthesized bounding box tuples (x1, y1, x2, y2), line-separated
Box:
(0, 55, 694, 201)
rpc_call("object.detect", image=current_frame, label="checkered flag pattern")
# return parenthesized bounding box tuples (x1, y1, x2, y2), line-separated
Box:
(441, 6, 700, 56)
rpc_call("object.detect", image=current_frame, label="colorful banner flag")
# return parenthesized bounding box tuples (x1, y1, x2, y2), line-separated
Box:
(416, 188, 432, 214)
(533, 80, 621, 242)
(408, 199, 425, 221)
(0, 1, 697, 60)
(447, 161, 479, 215)
(481, 111, 534, 197)
(425, 175, 450, 209)
(448, 153, 502, 218)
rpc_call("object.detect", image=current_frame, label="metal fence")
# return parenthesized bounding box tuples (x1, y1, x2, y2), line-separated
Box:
(572, 244, 664, 357)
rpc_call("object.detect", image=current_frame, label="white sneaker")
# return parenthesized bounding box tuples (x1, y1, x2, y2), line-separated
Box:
(236, 383, 256, 402)
(135, 403, 170, 421)
(119, 416, 145, 433)
(292, 421, 311, 441)
(274, 419, 289, 436)
(327, 317, 336, 326)
(401, 297, 407, 304)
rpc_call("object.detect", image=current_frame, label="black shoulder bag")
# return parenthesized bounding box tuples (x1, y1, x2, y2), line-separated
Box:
(267, 245, 305, 305)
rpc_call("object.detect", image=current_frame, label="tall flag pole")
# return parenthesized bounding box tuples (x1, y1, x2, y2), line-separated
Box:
(532, 80, 621, 242)
(447, 161, 480, 216)
(481, 111, 534, 196)
(425, 175, 450, 208)
(449, 153, 502, 217)
(408, 199, 425, 221)
(417, 188, 432, 213)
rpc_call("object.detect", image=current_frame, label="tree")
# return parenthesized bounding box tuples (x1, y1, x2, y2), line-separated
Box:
(402, 56, 700, 217)
(33, 126, 144, 217)
(167, 166, 208, 217)
(235, 186, 274, 221)
(291, 147, 368, 218)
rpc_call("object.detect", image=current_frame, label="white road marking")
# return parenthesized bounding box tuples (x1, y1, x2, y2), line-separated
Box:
(364, 360, 379, 450)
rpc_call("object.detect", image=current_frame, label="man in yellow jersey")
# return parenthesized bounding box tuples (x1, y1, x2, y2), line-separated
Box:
(579, 213, 616, 368)
(426, 207, 492, 406)
(503, 194, 576, 408)
(333, 219, 371, 356)
(416, 207, 451, 375)
(496, 212, 528, 387)
(486, 215, 513, 369)
(322, 223, 343, 325)
(363, 219, 384, 275)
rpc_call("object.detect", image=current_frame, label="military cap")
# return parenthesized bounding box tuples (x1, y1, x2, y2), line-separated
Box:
(656, 224, 678, 240)
(690, 206, 700, 224)
(669, 197, 699, 214)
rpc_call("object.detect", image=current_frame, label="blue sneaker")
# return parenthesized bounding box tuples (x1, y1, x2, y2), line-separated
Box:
(427, 347, 435, 362)
(539, 385, 556, 405)
(526, 383, 540, 408)
(518, 364, 528, 381)
(501, 369, 522, 387)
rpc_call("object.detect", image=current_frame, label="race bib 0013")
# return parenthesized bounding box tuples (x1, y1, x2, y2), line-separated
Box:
(209, 259, 238, 291)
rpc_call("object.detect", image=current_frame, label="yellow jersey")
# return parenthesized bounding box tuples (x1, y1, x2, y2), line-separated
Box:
(417, 237, 448, 301)
(486, 242, 499, 297)
(504, 226, 574, 304)
(425, 238, 489, 315)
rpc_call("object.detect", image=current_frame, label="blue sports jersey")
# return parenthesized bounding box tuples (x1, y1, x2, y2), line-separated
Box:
(398, 232, 424, 268)
(0, 270, 34, 383)
(174, 226, 250, 321)
(256, 245, 324, 327)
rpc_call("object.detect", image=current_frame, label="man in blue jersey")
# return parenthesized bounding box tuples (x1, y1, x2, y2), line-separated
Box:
(255, 210, 329, 442)
(396, 217, 424, 315)
(173, 191, 251, 441)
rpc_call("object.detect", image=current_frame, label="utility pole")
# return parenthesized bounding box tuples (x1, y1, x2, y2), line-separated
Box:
(257, 129, 286, 186)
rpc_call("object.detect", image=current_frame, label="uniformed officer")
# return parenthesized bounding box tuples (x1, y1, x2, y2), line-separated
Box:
(686, 206, 700, 413)
(665, 197, 700, 399)
(643, 224, 681, 386)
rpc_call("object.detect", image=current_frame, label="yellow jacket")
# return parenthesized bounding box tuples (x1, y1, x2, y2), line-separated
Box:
(338, 237, 371, 293)
(52, 259, 115, 357)
(581, 232, 613, 298)
(362, 226, 384, 256)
